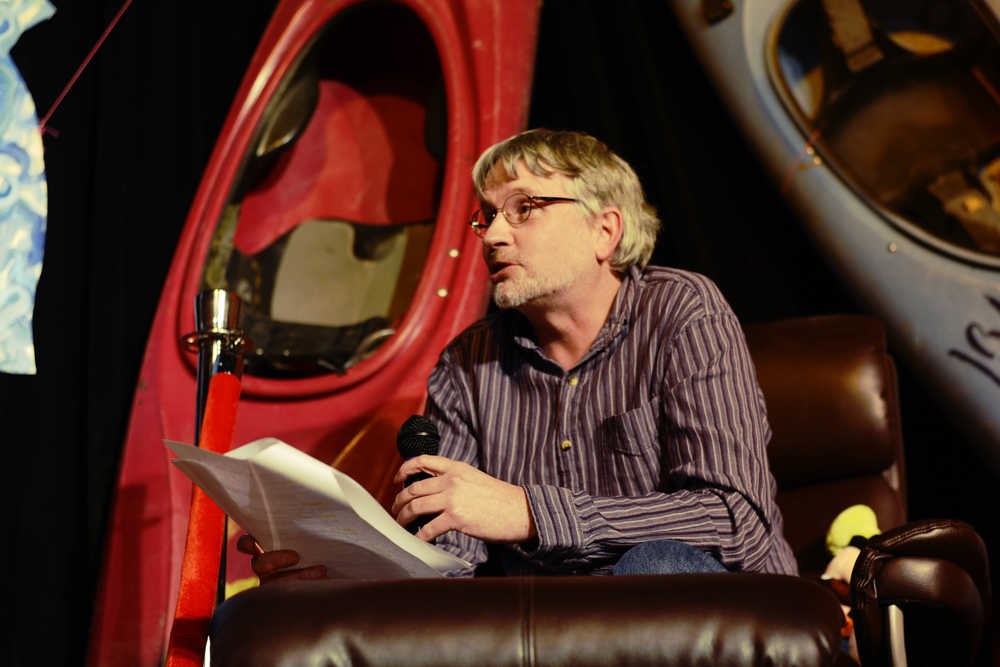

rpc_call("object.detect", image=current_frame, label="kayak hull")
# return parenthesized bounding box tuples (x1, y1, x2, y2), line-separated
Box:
(669, 0, 1000, 469)
(88, 1, 540, 664)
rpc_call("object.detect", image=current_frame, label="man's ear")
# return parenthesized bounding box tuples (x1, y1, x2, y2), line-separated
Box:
(594, 206, 624, 263)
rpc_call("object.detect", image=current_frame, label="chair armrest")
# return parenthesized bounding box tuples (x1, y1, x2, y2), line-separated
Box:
(851, 519, 992, 666)
(210, 573, 852, 667)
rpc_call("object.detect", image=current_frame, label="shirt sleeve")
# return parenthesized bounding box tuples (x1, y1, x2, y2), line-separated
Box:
(517, 309, 788, 574)
(422, 350, 489, 577)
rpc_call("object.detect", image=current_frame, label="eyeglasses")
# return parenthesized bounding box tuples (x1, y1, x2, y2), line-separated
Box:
(469, 192, 579, 237)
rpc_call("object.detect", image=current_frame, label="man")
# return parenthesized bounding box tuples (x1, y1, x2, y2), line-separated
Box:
(242, 128, 797, 579)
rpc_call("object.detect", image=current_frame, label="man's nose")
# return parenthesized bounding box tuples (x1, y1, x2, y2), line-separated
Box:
(481, 210, 515, 246)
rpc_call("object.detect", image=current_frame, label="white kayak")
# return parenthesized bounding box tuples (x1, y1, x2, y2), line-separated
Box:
(669, 0, 1000, 471)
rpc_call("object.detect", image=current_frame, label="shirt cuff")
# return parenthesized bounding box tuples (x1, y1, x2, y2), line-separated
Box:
(518, 484, 588, 560)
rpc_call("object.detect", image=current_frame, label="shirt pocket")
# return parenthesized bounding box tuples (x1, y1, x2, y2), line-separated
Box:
(597, 397, 662, 497)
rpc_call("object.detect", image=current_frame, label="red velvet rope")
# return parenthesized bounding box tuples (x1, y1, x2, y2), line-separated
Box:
(165, 372, 242, 666)
(39, 0, 135, 136)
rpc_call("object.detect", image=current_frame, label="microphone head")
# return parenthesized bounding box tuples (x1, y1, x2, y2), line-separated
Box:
(397, 415, 440, 459)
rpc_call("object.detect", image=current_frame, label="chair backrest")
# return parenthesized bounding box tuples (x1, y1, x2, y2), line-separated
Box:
(744, 315, 907, 575)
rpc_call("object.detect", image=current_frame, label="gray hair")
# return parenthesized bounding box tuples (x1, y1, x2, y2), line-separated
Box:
(472, 129, 660, 270)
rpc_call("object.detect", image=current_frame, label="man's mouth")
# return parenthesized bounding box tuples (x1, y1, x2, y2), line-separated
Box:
(488, 260, 517, 281)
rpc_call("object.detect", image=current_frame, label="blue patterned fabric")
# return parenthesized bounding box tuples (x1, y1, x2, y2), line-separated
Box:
(0, 0, 53, 374)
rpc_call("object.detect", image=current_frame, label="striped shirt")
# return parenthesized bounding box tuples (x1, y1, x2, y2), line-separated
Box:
(426, 265, 798, 576)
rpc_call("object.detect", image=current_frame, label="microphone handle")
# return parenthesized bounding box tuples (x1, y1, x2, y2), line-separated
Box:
(404, 471, 432, 487)
(407, 515, 433, 535)
(404, 471, 434, 535)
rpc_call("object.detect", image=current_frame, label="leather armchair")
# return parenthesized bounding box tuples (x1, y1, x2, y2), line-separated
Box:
(209, 315, 991, 666)
(851, 519, 991, 666)
(745, 316, 992, 666)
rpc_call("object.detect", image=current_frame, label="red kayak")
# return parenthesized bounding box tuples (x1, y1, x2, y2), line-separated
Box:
(88, 1, 540, 663)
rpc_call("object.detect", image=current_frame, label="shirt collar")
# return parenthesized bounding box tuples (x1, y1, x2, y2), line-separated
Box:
(587, 264, 641, 352)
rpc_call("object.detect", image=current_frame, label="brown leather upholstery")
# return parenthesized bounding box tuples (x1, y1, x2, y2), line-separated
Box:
(207, 315, 990, 666)
(744, 315, 907, 575)
(211, 575, 853, 667)
(852, 519, 992, 665)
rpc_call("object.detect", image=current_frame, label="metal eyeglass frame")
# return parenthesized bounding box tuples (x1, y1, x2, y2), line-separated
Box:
(469, 193, 578, 236)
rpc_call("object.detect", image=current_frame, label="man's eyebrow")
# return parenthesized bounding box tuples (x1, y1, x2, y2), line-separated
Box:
(478, 189, 511, 208)
(481, 183, 538, 207)
(503, 186, 538, 198)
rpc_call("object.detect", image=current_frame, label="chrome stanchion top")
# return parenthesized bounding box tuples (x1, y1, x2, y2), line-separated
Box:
(181, 289, 253, 442)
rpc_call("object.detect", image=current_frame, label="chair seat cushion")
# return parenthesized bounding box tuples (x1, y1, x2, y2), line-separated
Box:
(210, 573, 851, 666)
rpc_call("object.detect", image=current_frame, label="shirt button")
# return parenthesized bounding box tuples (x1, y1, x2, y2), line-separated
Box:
(568, 376, 579, 386)
(560, 440, 573, 450)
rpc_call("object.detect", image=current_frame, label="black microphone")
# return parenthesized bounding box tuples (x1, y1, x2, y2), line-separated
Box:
(396, 415, 440, 534)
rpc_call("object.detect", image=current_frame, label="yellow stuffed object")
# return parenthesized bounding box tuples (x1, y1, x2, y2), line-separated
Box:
(822, 504, 881, 661)
(823, 503, 881, 587)
(826, 504, 881, 556)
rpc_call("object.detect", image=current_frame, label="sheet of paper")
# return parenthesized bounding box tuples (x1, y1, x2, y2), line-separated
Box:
(167, 439, 469, 579)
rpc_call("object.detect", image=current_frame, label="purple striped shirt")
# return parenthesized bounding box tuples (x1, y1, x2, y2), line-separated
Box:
(426, 265, 798, 576)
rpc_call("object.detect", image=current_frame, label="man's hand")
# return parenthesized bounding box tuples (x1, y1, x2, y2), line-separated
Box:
(235, 534, 327, 584)
(391, 455, 537, 544)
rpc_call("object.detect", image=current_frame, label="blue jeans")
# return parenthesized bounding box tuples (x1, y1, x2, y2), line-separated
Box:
(612, 539, 727, 575)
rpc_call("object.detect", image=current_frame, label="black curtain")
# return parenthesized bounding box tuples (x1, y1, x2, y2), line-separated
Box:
(1, 1, 994, 665)
(5, 3, 277, 665)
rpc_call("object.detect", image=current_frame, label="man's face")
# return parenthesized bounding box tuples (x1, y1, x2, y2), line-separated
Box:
(479, 162, 598, 310)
